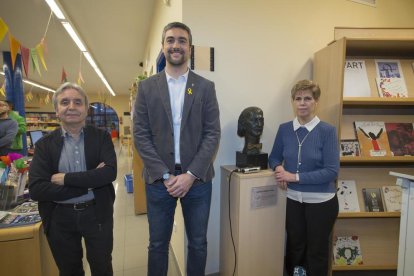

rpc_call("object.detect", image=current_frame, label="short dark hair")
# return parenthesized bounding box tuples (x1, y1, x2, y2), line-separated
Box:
(161, 22, 192, 46)
(291, 79, 321, 101)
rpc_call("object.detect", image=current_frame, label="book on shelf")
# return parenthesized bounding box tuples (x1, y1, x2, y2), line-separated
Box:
(340, 139, 360, 157)
(343, 59, 371, 97)
(362, 187, 384, 212)
(333, 236, 363, 266)
(337, 180, 360, 212)
(354, 121, 392, 157)
(381, 185, 402, 212)
(384, 123, 414, 156)
(376, 77, 408, 98)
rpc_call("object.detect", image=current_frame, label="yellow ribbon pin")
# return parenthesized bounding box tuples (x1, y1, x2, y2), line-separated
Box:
(187, 88, 192, 95)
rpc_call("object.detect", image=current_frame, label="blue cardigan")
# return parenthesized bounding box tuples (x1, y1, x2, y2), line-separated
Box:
(269, 121, 339, 193)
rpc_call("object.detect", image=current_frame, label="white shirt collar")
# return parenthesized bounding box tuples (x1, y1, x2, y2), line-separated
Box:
(293, 116, 320, 131)
(165, 69, 189, 82)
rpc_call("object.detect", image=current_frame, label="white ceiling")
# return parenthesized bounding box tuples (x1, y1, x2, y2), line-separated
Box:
(0, 0, 155, 96)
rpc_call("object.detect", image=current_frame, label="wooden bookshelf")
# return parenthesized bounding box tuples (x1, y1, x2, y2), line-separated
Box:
(314, 36, 414, 274)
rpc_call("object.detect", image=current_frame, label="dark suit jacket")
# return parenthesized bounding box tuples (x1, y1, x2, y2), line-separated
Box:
(133, 70, 220, 184)
(28, 125, 117, 233)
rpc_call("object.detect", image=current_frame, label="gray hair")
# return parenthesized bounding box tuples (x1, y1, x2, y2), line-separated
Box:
(53, 82, 89, 110)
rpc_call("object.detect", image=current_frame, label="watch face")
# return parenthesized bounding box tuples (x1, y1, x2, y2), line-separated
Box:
(163, 173, 169, 180)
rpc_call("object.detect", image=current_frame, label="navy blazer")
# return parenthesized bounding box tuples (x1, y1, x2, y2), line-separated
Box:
(29, 125, 117, 233)
(133, 70, 220, 184)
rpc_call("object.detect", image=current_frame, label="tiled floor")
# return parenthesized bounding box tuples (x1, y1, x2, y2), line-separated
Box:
(84, 140, 181, 276)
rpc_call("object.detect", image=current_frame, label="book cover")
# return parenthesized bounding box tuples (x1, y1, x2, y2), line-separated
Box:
(337, 180, 360, 212)
(333, 236, 363, 265)
(362, 188, 384, 212)
(343, 60, 371, 97)
(376, 77, 408, 98)
(381, 185, 402, 212)
(354, 121, 392, 157)
(340, 139, 360, 157)
(384, 123, 414, 156)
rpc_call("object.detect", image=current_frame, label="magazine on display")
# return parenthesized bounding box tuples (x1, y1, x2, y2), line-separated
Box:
(343, 60, 371, 97)
(362, 188, 384, 212)
(381, 185, 402, 212)
(376, 77, 408, 98)
(333, 236, 363, 265)
(354, 121, 392, 157)
(340, 139, 360, 157)
(384, 123, 414, 156)
(0, 201, 41, 228)
(337, 180, 360, 212)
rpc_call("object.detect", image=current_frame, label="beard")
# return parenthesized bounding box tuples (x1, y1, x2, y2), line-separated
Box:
(166, 48, 187, 66)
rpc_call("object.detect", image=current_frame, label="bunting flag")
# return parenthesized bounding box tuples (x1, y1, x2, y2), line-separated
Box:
(9, 33, 21, 69)
(45, 93, 50, 104)
(40, 37, 48, 54)
(20, 46, 30, 77)
(0, 18, 8, 43)
(25, 88, 34, 102)
(0, 84, 5, 97)
(35, 43, 47, 71)
(77, 71, 85, 85)
(30, 48, 41, 76)
(61, 67, 68, 83)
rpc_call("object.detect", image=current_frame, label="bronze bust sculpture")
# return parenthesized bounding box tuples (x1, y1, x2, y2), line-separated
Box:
(236, 107, 268, 169)
(237, 107, 264, 155)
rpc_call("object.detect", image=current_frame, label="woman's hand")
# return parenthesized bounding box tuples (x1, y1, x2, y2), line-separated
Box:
(274, 166, 288, 190)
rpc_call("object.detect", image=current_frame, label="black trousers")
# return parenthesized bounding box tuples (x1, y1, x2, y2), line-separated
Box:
(285, 195, 338, 276)
(46, 204, 114, 276)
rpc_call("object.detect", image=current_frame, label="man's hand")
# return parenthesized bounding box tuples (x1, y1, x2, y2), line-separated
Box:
(165, 173, 196, 198)
(51, 173, 65, 185)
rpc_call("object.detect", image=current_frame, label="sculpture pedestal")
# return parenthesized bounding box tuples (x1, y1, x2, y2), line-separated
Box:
(236, 151, 268, 169)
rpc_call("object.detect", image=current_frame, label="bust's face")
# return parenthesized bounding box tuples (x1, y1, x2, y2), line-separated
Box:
(246, 110, 264, 138)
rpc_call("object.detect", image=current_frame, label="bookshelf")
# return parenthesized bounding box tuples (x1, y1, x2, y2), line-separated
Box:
(25, 112, 59, 131)
(314, 37, 414, 275)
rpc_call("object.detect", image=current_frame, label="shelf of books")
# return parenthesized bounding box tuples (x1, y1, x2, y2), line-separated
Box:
(26, 112, 60, 131)
(314, 35, 414, 274)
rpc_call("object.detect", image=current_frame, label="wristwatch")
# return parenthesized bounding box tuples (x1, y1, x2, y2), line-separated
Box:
(162, 173, 170, 181)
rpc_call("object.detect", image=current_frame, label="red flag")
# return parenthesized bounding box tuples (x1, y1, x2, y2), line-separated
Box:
(20, 46, 30, 77)
(61, 67, 68, 83)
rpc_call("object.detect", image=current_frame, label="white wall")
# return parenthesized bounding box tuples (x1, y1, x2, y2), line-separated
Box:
(182, 0, 414, 274)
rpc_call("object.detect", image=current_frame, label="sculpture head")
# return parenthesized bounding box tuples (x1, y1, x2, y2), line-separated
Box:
(237, 107, 264, 154)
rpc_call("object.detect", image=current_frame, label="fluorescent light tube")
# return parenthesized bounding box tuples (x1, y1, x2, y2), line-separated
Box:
(45, 0, 66, 20)
(62, 22, 87, 52)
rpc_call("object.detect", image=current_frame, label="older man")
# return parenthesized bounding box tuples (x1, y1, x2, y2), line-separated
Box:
(29, 82, 117, 276)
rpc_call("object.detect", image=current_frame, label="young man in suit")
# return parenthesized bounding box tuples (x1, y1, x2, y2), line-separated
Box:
(133, 22, 221, 276)
(29, 82, 117, 276)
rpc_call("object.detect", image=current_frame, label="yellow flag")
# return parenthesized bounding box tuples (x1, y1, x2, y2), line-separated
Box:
(9, 33, 21, 69)
(0, 84, 5, 97)
(36, 43, 48, 71)
(0, 18, 8, 43)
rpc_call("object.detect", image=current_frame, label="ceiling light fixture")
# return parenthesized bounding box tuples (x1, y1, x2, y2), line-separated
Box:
(0, 71, 56, 93)
(61, 22, 87, 52)
(44, 0, 65, 19)
(44, 0, 116, 96)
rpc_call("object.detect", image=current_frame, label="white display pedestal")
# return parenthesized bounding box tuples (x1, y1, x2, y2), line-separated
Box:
(390, 172, 414, 276)
(220, 166, 286, 276)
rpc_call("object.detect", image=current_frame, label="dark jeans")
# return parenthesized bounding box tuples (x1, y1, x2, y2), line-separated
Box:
(146, 179, 212, 276)
(46, 204, 114, 276)
(285, 195, 338, 276)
